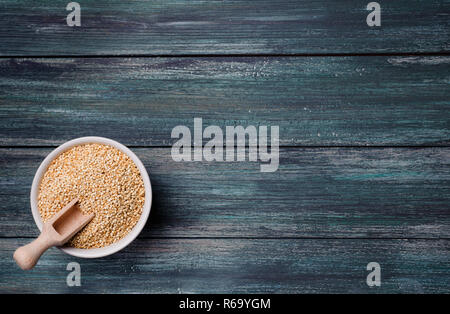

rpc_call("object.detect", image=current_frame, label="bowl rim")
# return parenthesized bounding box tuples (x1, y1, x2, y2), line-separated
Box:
(30, 136, 152, 258)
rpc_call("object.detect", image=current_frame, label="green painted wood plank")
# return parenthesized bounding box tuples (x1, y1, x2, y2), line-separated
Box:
(1, 147, 448, 238)
(0, 238, 448, 293)
(0, 0, 449, 55)
(0, 57, 449, 146)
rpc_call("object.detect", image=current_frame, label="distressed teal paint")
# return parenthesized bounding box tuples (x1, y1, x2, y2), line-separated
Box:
(0, 57, 449, 146)
(1, 147, 448, 239)
(0, 0, 448, 55)
(0, 238, 448, 293)
(0, 0, 448, 294)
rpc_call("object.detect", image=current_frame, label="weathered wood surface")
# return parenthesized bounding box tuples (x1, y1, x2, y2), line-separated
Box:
(1, 57, 449, 146)
(0, 0, 448, 294)
(1, 147, 448, 238)
(0, 238, 448, 293)
(0, 0, 449, 56)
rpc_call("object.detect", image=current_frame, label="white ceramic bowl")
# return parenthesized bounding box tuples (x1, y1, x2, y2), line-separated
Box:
(30, 136, 152, 258)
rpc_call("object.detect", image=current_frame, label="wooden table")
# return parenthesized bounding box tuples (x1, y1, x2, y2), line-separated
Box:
(0, 0, 448, 293)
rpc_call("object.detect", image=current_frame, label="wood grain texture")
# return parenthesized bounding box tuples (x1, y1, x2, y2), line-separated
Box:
(0, 0, 449, 56)
(0, 0, 448, 295)
(1, 147, 448, 238)
(0, 56, 449, 146)
(1, 238, 448, 293)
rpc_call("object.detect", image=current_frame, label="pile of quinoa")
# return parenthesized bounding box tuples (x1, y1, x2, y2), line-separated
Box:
(38, 143, 145, 249)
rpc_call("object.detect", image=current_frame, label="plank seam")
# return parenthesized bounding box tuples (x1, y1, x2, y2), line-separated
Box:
(0, 52, 450, 59)
(1, 145, 449, 149)
(2, 236, 449, 240)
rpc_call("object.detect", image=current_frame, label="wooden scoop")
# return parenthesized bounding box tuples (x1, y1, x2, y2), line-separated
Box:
(14, 199, 94, 270)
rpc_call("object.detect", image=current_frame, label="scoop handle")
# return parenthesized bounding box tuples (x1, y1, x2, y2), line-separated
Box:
(13, 233, 54, 270)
